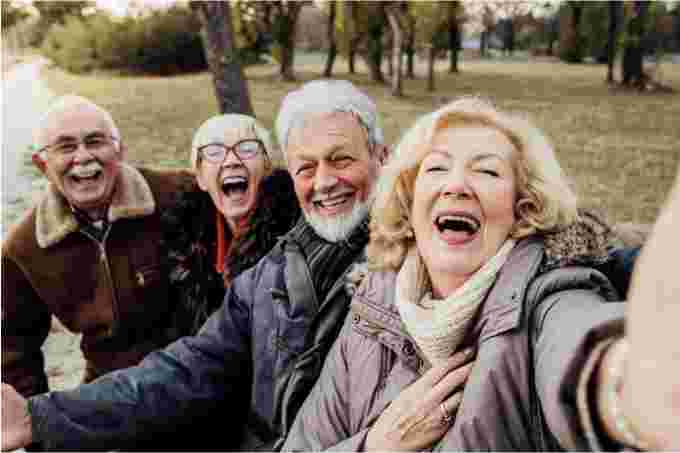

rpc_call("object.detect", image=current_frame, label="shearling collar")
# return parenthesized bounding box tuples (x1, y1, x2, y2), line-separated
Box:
(35, 164, 155, 248)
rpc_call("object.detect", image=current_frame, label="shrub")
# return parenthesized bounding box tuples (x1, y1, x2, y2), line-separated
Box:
(41, 6, 207, 75)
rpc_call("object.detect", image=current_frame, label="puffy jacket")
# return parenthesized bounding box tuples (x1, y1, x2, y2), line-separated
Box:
(283, 237, 627, 451)
(27, 221, 366, 451)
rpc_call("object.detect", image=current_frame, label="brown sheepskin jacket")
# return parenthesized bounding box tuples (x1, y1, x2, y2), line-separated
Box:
(283, 216, 628, 451)
(1, 164, 195, 397)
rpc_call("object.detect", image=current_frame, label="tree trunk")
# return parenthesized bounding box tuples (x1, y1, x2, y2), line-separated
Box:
(449, 21, 460, 73)
(366, 6, 385, 83)
(621, 1, 649, 89)
(607, 1, 619, 83)
(277, 4, 302, 82)
(480, 31, 488, 57)
(323, 0, 337, 77)
(194, 2, 254, 116)
(386, 7, 403, 97)
(348, 47, 356, 73)
(427, 45, 436, 92)
(405, 44, 415, 78)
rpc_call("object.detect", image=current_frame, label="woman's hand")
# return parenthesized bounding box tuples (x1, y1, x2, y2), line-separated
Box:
(1, 383, 33, 451)
(621, 166, 680, 450)
(364, 347, 474, 452)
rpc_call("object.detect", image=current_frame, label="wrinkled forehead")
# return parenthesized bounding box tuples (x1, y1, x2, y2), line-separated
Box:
(288, 111, 367, 150)
(39, 103, 116, 144)
(194, 122, 259, 148)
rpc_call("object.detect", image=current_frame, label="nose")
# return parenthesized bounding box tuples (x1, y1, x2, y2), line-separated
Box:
(221, 149, 243, 168)
(71, 143, 95, 164)
(441, 168, 472, 200)
(313, 163, 339, 194)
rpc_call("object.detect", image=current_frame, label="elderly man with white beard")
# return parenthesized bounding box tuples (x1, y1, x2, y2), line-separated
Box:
(2, 80, 428, 452)
(1, 95, 195, 402)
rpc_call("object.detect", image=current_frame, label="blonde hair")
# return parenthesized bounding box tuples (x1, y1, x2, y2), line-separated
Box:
(190, 114, 277, 171)
(367, 97, 579, 271)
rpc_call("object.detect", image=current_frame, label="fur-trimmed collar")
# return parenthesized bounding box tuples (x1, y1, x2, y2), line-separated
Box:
(36, 164, 155, 248)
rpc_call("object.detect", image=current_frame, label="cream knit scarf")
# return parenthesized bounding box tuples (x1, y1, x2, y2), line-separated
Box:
(396, 239, 516, 365)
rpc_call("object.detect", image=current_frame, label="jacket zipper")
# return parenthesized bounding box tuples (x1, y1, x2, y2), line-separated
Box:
(81, 226, 120, 337)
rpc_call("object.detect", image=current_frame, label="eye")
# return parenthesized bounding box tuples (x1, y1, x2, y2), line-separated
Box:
(83, 135, 108, 148)
(425, 165, 447, 173)
(296, 164, 315, 177)
(478, 169, 499, 177)
(201, 144, 226, 160)
(53, 142, 78, 154)
(332, 155, 353, 168)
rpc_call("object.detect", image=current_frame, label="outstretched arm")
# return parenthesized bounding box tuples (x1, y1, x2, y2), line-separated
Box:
(2, 272, 255, 452)
(598, 165, 680, 450)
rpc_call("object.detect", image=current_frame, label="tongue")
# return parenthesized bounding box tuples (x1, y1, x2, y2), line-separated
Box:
(439, 228, 474, 244)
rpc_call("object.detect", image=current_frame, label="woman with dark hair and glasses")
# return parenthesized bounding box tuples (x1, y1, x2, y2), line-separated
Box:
(162, 114, 301, 336)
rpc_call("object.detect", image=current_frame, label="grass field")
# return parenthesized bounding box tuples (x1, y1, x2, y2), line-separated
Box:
(42, 55, 680, 226)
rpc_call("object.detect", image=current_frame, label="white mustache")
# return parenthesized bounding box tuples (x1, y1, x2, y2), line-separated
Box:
(68, 161, 103, 177)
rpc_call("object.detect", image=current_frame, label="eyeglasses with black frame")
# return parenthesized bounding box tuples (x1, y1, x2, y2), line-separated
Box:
(36, 132, 119, 158)
(197, 139, 266, 164)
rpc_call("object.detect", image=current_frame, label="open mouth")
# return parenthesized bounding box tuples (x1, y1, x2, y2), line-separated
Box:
(312, 191, 354, 210)
(221, 175, 249, 198)
(68, 165, 103, 184)
(435, 213, 481, 240)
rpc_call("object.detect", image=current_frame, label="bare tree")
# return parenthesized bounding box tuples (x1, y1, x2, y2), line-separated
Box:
(193, 2, 254, 115)
(607, 0, 621, 83)
(385, 2, 405, 96)
(323, 0, 337, 77)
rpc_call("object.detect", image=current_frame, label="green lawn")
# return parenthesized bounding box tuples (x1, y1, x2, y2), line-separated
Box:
(42, 56, 680, 226)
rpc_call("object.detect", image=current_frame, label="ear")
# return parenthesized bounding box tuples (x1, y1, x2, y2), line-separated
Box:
(117, 141, 128, 161)
(196, 167, 208, 192)
(32, 153, 47, 174)
(376, 144, 390, 166)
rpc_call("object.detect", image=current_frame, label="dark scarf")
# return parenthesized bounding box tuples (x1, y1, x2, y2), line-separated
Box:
(283, 215, 370, 299)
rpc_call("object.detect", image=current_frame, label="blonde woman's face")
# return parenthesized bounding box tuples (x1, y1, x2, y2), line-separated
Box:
(411, 126, 518, 298)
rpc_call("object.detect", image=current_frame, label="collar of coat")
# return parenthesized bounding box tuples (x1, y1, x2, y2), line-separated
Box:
(35, 163, 155, 248)
(347, 210, 620, 372)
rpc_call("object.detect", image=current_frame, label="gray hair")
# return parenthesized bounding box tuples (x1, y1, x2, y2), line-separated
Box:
(275, 79, 384, 159)
(190, 114, 276, 171)
(33, 95, 120, 150)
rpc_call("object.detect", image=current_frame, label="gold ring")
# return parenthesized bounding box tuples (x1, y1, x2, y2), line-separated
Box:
(439, 402, 453, 426)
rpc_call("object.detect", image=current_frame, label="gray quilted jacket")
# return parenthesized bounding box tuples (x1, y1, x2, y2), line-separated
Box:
(283, 237, 626, 451)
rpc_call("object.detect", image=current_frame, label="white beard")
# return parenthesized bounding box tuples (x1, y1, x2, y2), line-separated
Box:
(304, 195, 372, 243)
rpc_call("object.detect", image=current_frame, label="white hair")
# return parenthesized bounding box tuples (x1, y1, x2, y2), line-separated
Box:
(275, 79, 384, 160)
(190, 114, 276, 171)
(33, 95, 120, 150)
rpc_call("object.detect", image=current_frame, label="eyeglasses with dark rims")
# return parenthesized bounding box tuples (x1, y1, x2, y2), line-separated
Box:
(197, 139, 267, 164)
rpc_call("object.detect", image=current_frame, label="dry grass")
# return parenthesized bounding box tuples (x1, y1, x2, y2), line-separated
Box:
(43, 56, 680, 225)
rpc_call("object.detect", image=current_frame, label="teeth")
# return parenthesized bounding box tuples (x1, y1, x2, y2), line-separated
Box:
(436, 214, 480, 233)
(69, 162, 102, 178)
(314, 193, 351, 208)
(222, 176, 247, 184)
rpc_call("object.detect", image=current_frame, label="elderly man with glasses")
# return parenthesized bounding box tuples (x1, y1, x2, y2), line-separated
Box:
(1, 95, 195, 400)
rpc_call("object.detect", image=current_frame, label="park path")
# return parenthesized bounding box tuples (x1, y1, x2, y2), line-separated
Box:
(2, 58, 85, 391)
(2, 57, 52, 236)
